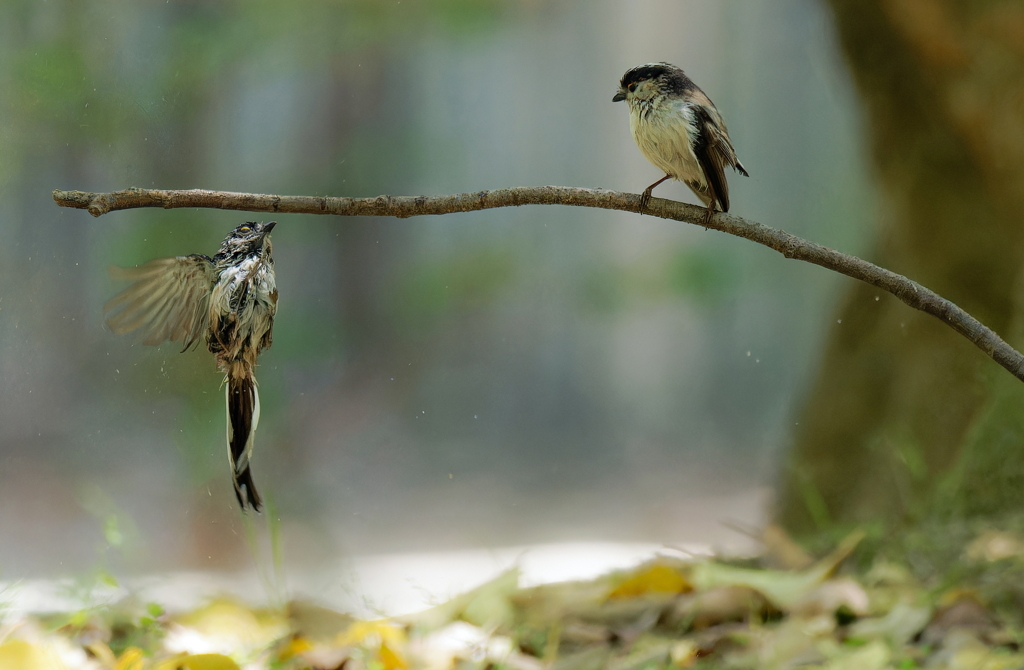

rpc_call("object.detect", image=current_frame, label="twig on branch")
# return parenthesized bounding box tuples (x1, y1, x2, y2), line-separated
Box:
(53, 185, 1024, 383)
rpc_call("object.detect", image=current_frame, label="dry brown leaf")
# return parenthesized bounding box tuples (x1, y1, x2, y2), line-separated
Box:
(965, 530, 1024, 563)
(761, 524, 814, 571)
(663, 585, 777, 631)
(790, 577, 870, 619)
(690, 529, 865, 610)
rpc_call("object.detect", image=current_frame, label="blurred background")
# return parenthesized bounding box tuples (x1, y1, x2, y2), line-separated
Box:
(0, 0, 878, 609)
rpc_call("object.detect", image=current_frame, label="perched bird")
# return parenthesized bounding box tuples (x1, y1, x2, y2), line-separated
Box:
(105, 221, 279, 511)
(613, 62, 748, 219)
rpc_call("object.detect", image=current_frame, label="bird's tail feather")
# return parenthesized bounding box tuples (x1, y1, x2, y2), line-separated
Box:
(226, 374, 263, 512)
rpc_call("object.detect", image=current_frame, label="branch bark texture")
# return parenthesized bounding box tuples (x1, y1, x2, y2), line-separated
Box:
(53, 186, 1024, 384)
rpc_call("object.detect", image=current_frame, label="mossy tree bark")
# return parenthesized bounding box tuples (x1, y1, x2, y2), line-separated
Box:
(778, 0, 1024, 533)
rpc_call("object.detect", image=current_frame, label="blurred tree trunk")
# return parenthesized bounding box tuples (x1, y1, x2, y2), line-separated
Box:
(777, 0, 1024, 533)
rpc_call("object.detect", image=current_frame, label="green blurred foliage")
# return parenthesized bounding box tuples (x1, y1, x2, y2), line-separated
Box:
(666, 248, 739, 306)
(582, 246, 739, 313)
(15, 37, 89, 125)
(390, 247, 517, 331)
(2, 0, 510, 189)
(933, 368, 1024, 520)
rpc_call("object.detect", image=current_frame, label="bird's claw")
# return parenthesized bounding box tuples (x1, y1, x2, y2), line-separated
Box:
(639, 189, 653, 215)
(702, 206, 716, 227)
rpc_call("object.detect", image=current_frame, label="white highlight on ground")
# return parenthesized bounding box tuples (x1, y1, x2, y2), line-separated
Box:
(1, 541, 713, 619)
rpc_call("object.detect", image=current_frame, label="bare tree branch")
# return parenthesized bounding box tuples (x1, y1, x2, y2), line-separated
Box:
(53, 185, 1024, 383)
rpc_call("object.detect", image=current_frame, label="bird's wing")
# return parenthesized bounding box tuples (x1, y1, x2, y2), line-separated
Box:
(692, 106, 735, 212)
(104, 254, 216, 349)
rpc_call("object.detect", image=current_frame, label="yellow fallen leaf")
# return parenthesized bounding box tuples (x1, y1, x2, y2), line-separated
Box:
(114, 646, 147, 670)
(153, 653, 242, 670)
(379, 641, 409, 670)
(0, 639, 67, 670)
(175, 599, 262, 640)
(166, 598, 288, 658)
(277, 636, 314, 661)
(608, 564, 693, 600)
(176, 653, 242, 670)
(337, 620, 406, 648)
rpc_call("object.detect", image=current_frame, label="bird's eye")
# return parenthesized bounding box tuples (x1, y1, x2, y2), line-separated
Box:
(627, 82, 637, 92)
(239, 226, 251, 233)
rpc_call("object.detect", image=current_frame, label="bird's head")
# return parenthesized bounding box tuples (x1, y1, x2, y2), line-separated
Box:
(613, 62, 690, 104)
(217, 221, 277, 259)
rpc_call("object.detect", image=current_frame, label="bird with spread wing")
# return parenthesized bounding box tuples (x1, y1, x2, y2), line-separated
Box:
(105, 221, 279, 511)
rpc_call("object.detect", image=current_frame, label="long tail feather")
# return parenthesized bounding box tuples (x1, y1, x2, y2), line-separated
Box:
(226, 375, 263, 512)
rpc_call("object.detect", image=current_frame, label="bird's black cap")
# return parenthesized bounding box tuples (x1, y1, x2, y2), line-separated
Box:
(614, 62, 695, 101)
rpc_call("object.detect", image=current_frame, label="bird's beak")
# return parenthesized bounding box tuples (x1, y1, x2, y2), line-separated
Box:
(262, 221, 277, 235)
(612, 90, 626, 102)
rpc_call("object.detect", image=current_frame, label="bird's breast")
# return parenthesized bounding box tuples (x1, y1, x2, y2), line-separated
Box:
(209, 256, 277, 353)
(628, 101, 704, 185)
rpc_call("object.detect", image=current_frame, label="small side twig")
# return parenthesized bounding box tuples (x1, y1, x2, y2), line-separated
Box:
(53, 185, 1024, 383)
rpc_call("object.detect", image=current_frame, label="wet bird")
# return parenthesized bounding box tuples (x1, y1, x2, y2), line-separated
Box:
(614, 62, 748, 220)
(105, 221, 279, 511)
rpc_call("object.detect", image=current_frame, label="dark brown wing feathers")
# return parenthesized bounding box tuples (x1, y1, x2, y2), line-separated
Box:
(692, 106, 735, 212)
